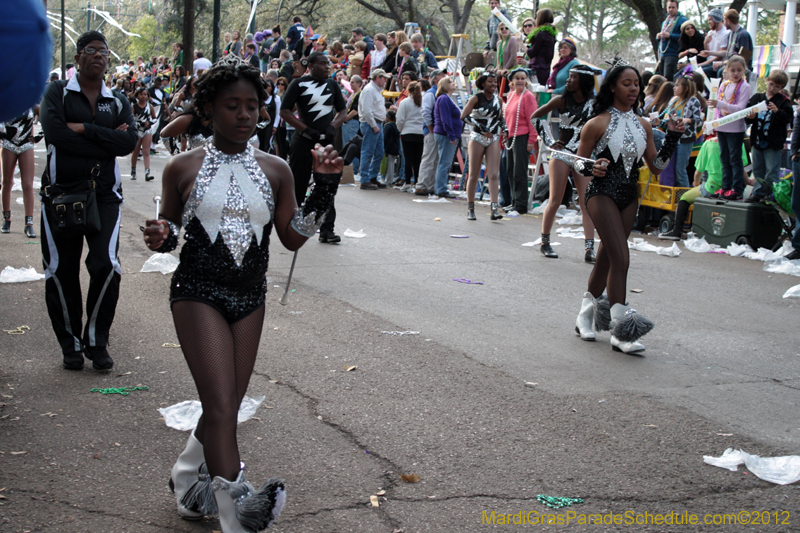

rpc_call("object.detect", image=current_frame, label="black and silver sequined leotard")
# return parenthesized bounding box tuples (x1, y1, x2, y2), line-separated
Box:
(2, 109, 35, 154)
(181, 107, 214, 150)
(585, 107, 648, 210)
(170, 143, 275, 322)
(464, 92, 506, 146)
(558, 93, 593, 153)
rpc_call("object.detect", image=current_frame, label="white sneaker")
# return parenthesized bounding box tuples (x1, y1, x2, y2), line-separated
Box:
(400, 184, 413, 192)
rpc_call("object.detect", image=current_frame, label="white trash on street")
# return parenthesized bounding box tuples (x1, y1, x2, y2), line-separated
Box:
(704, 448, 800, 485)
(158, 395, 266, 431)
(343, 228, 366, 238)
(0, 266, 45, 283)
(141, 254, 180, 274)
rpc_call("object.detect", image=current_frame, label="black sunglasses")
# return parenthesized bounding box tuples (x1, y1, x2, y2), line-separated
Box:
(523, 23, 534, 28)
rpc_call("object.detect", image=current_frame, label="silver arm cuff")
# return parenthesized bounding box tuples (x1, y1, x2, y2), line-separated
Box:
(290, 208, 324, 238)
(533, 117, 556, 148)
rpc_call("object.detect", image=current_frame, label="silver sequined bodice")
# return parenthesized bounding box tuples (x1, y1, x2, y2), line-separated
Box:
(560, 99, 593, 153)
(594, 107, 647, 177)
(183, 143, 275, 266)
(188, 134, 210, 150)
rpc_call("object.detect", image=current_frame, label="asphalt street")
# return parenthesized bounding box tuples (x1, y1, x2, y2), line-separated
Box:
(0, 144, 798, 532)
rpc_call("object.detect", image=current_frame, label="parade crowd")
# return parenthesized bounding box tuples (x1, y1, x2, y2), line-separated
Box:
(1, 1, 800, 531)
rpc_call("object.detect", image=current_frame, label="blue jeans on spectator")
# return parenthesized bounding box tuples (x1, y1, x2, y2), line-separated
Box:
(792, 157, 800, 250)
(434, 133, 458, 195)
(674, 141, 693, 188)
(750, 147, 782, 199)
(359, 122, 384, 184)
(659, 54, 679, 82)
(717, 131, 746, 194)
(397, 142, 406, 183)
(652, 129, 665, 151)
(342, 119, 360, 174)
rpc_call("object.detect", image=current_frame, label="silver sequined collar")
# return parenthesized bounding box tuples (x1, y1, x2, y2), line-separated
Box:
(183, 143, 275, 266)
(595, 107, 647, 176)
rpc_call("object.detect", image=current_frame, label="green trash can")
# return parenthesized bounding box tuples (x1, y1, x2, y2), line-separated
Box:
(691, 198, 784, 249)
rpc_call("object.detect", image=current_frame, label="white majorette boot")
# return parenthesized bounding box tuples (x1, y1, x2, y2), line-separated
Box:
(169, 429, 216, 519)
(212, 466, 286, 533)
(609, 303, 654, 354)
(575, 292, 597, 341)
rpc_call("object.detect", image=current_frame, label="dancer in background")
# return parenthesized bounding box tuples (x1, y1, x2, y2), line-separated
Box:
(532, 65, 597, 262)
(280, 52, 346, 243)
(460, 71, 505, 220)
(573, 58, 683, 352)
(1, 106, 41, 237)
(143, 55, 342, 532)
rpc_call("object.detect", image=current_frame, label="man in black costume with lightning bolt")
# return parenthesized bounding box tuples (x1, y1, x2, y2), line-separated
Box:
(281, 52, 347, 243)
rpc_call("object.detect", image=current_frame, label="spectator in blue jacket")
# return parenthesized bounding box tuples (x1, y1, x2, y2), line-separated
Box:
(433, 78, 463, 198)
(656, 0, 687, 81)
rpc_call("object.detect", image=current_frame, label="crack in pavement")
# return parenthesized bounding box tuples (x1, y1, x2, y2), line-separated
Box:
(1, 490, 187, 532)
(252, 370, 403, 530)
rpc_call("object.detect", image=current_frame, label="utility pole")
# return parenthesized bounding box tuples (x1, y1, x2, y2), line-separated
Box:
(87, 2, 91, 32)
(61, 0, 66, 79)
(183, 0, 195, 73)
(213, 0, 221, 62)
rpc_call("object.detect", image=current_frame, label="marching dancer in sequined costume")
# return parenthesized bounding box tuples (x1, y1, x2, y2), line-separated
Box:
(1, 106, 42, 237)
(460, 71, 507, 220)
(160, 105, 214, 152)
(572, 58, 682, 353)
(532, 65, 597, 262)
(143, 55, 342, 532)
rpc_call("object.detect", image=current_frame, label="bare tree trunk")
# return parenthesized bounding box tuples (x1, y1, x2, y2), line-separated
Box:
(619, 0, 664, 58)
(183, 0, 195, 72)
(563, 0, 574, 39)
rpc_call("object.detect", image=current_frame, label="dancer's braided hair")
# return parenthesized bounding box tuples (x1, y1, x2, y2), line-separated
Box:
(193, 54, 268, 120)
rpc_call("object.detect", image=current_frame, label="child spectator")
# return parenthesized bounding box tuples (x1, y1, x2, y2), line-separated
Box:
(348, 41, 366, 78)
(643, 75, 666, 110)
(744, 69, 793, 202)
(708, 55, 752, 200)
(383, 110, 401, 183)
(653, 74, 703, 187)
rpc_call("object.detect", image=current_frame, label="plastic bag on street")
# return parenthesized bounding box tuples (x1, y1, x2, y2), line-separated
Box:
(531, 199, 548, 215)
(783, 284, 800, 298)
(141, 254, 180, 274)
(0, 266, 45, 283)
(727, 242, 754, 257)
(556, 213, 583, 225)
(627, 239, 681, 257)
(343, 228, 366, 238)
(158, 395, 266, 431)
(704, 448, 800, 485)
(744, 247, 783, 261)
(657, 243, 681, 257)
(764, 258, 800, 276)
(683, 235, 712, 253)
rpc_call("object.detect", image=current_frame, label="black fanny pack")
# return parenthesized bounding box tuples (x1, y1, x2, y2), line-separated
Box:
(41, 165, 101, 235)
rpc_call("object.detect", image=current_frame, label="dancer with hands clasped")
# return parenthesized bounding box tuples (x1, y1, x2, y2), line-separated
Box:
(143, 55, 342, 532)
(572, 58, 683, 353)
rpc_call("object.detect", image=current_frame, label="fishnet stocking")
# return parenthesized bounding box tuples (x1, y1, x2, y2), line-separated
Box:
(585, 196, 638, 307)
(172, 300, 265, 481)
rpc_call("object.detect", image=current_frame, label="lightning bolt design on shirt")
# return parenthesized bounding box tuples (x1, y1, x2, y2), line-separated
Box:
(300, 80, 333, 123)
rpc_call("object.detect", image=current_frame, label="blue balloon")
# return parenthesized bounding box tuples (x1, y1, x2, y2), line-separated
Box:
(0, 0, 52, 121)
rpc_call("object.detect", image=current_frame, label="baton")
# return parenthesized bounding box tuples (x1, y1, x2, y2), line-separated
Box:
(279, 251, 298, 305)
(153, 195, 161, 220)
(545, 147, 597, 165)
